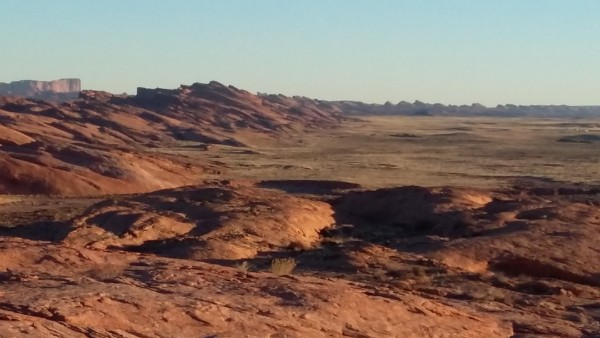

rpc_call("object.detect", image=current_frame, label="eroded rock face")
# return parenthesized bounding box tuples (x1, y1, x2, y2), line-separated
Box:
(0, 79, 81, 101)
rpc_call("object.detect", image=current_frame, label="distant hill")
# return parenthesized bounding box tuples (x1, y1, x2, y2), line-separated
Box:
(0, 78, 81, 101)
(327, 100, 600, 118)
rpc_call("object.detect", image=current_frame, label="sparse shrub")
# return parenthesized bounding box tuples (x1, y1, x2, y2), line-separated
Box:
(373, 269, 389, 282)
(86, 263, 125, 281)
(270, 258, 297, 276)
(287, 240, 311, 252)
(492, 272, 510, 286)
(463, 285, 489, 300)
(564, 312, 589, 324)
(235, 261, 250, 272)
(412, 266, 427, 277)
(408, 266, 432, 284)
(461, 284, 513, 305)
(185, 245, 207, 261)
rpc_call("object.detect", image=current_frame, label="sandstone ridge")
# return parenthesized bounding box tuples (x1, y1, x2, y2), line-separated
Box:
(0, 81, 343, 195)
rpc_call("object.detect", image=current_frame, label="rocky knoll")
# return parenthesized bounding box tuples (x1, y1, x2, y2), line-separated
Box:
(0, 79, 81, 102)
(65, 180, 335, 260)
(0, 82, 342, 195)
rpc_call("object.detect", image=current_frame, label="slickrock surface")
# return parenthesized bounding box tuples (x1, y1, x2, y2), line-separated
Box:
(0, 238, 511, 338)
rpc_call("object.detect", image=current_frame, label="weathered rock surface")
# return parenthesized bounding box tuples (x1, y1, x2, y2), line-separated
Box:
(0, 238, 512, 337)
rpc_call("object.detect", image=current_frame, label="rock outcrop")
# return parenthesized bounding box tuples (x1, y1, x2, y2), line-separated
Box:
(65, 180, 336, 259)
(0, 79, 81, 101)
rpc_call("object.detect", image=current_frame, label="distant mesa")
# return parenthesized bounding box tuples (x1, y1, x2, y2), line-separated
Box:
(0, 78, 81, 102)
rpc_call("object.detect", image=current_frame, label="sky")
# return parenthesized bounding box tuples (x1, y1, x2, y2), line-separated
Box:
(1, 1, 599, 106)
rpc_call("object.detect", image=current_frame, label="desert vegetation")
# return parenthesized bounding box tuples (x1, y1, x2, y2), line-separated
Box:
(270, 258, 297, 276)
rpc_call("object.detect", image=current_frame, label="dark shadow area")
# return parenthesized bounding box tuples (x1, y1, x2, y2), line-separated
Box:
(317, 185, 540, 258)
(120, 237, 205, 259)
(473, 221, 530, 237)
(390, 133, 422, 138)
(0, 220, 72, 242)
(557, 134, 600, 144)
(510, 176, 600, 193)
(490, 254, 600, 287)
(133, 186, 236, 205)
(258, 179, 361, 196)
(85, 211, 143, 236)
(328, 186, 477, 252)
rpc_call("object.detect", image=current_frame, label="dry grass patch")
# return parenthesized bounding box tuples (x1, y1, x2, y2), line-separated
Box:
(460, 284, 513, 306)
(86, 263, 126, 281)
(235, 261, 251, 272)
(0, 196, 22, 205)
(271, 258, 297, 276)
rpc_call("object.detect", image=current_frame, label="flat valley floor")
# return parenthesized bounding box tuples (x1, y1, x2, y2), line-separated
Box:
(183, 115, 600, 189)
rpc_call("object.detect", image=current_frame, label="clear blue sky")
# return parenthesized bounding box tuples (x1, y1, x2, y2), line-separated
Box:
(1, 0, 599, 106)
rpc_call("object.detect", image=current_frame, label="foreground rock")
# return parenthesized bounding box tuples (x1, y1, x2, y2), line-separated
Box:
(37, 181, 599, 335)
(3, 178, 600, 335)
(0, 238, 511, 337)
